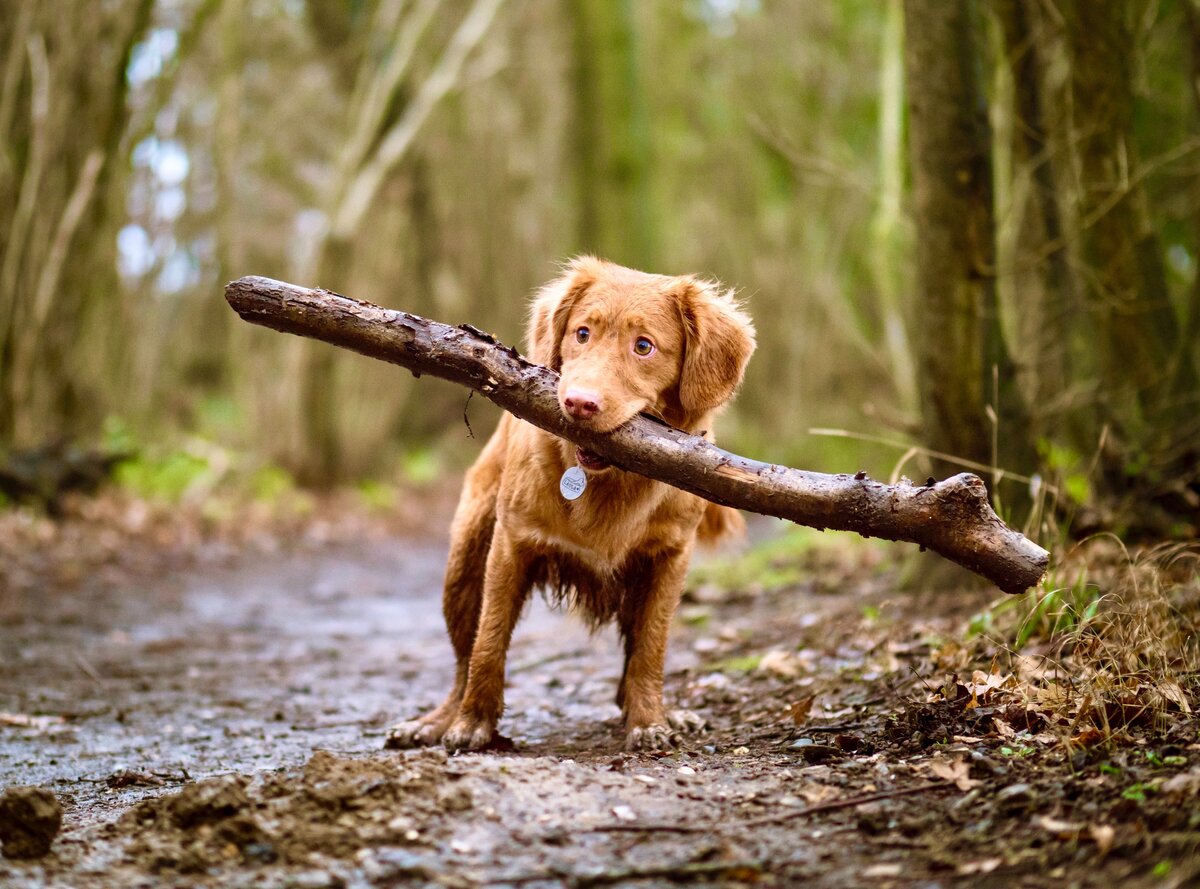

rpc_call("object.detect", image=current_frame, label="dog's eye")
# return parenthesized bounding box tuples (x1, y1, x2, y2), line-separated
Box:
(576, 326, 590, 344)
(633, 336, 655, 357)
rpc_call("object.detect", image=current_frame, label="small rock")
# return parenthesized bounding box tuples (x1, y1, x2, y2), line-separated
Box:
(996, 782, 1034, 809)
(167, 776, 249, 828)
(285, 869, 344, 889)
(834, 734, 863, 753)
(797, 744, 842, 764)
(612, 805, 637, 822)
(791, 738, 815, 748)
(693, 637, 720, 654)
(0, 786, 62, 859)
(437, 784, 473, 812)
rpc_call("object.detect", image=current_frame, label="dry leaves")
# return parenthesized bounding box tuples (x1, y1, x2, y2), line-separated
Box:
(926, 757, 980, 791)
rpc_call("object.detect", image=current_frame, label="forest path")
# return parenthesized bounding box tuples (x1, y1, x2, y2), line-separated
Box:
(6, 528, 1176, 888)
(1, 529, 873, 887)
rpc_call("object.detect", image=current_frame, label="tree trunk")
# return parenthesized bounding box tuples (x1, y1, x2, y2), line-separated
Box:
(992, 0, 1074, 417)
(225, 275, 1050, 595)
(1058, 0, 1189, 434)
(291, 0, 505, 485)
(0, 0, 151, 447)
(570, 0, 656, 268)
(903, 0, 1036, 507)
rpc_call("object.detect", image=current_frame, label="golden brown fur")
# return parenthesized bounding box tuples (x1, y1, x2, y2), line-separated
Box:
(386, 257, 755, 752)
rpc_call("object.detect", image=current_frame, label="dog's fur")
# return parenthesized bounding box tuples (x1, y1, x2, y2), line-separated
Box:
(387, 257, 755, 752)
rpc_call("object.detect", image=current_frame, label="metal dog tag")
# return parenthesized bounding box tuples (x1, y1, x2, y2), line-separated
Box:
(559, 465, 587, 501)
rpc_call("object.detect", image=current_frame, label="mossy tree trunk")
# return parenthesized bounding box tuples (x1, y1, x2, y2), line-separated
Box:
(570, 0, 656, 269)
(902, 0, 1035, 509)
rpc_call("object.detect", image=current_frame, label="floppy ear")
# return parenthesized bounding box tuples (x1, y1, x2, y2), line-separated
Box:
(677, 279, 756, 419)
(526, 257, 600, 370)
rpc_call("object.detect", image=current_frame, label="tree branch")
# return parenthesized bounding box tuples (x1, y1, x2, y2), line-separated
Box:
(225, 276, 1051, 594)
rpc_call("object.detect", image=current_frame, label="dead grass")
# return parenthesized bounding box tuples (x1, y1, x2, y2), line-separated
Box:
(963, 538, 1199, 750)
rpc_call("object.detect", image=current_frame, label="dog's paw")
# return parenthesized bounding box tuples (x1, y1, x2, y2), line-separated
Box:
(624, 722, 681, 752)
(383, 718, 446, 750)
(442, 716, 497, 752)
(666, 709, 707, 734)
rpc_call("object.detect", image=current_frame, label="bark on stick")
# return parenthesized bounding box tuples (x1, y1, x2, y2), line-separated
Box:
(225, 276, 1050, 594)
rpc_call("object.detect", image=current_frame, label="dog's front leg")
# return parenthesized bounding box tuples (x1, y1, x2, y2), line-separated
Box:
(442, 528, 532, 751)
(620, 547, 701, 752)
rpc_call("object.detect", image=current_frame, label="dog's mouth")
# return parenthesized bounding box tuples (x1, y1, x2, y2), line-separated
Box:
(575, 447, 612, 472)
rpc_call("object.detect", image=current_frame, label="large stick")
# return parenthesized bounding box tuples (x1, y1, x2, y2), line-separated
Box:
(225, 276, 1049, 594)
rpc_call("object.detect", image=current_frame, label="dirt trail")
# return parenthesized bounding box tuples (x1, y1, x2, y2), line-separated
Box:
(0, 530, 836, 886)
(1, 527, 1195, 887)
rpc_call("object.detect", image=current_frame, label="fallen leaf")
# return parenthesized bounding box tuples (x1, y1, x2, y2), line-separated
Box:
(1161, 768, 1200, 796)
(759, 650, 802, 678)
(1090, 824, 1115, 856)
(965, 670, 1013, 701)
(789, 696, 815, 726)
(1156, 680, 1193, 714)
(1067, 727, 1107, 748)
(1032, 815, 1084, 839)
(957, 858, 1001, 876)
(928, 757, 980, 791)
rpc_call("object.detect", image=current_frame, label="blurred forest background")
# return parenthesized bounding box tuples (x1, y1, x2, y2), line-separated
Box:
(1, 0, 1198, 541)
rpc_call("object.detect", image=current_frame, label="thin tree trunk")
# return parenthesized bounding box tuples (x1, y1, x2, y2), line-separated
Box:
(570, 0, 655, 268)
(293, 0, 505, 484)
(992, 0, 1073, 414)
(903, 0, 1035, 503)
(1059, 0, 1187, 428)
(870, 0, 916, 411)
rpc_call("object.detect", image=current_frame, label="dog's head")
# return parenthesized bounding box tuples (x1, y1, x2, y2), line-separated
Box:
(527, 257, 755, 469)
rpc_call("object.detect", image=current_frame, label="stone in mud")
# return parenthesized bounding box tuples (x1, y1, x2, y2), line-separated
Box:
(436, 783, 473, 812)
(167, 776, 250, 828)
(0, 785, 63, 859)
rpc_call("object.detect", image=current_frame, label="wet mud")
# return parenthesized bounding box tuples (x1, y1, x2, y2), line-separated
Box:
(1, 521, 1197, 887)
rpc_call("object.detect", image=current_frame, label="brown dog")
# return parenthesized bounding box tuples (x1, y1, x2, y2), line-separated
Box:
(386, 257, 755, 752)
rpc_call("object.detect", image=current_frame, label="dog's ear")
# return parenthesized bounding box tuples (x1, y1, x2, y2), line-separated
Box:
(677, 279, 756, 419)
(526, 257, 600, 370)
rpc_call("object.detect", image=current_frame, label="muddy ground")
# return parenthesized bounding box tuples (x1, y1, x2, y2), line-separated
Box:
(1, 501, 1198, 888)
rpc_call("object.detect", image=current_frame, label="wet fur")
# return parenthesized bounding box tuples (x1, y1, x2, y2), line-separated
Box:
(388, 257, 755, 752)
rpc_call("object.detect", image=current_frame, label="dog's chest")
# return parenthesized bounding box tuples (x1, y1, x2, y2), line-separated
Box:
(528, 483, 663, 571)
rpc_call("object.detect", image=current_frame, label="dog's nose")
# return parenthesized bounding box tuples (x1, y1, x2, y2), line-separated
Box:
(563, 388, 602, 419)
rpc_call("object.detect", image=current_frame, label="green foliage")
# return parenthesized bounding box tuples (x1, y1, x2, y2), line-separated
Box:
(1038, 439, 1091, 506)
(706, 654, 763, 674)
(356, 479, 396, 511)
(399, 449, 442, 485)
(251, 465, 296, 503)
(115, 450, 211, 503)
(1122, 782, 1155, 803)
(968, 568, 1102, 651)
(690, 527, 819, 592)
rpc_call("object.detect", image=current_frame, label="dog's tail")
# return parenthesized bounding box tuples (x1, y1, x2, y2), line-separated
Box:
(696, 502, 745, 547)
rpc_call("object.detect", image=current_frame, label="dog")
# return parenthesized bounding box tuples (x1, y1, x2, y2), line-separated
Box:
(386, 257, 755, 752)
